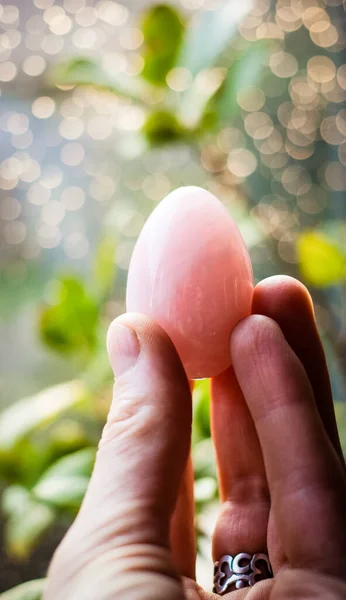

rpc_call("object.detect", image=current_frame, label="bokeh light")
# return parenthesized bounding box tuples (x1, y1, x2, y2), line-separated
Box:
(0, 0, 345, 591)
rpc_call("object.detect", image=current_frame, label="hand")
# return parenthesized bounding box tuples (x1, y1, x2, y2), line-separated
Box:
(43, 276, 346, 600)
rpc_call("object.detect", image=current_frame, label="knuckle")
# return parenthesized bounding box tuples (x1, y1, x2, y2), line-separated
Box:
(99, 383, 160, 451)
(230, 473, 270, 504)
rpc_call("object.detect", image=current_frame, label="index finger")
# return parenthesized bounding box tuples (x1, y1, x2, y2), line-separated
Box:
(231, 315, 346, 579)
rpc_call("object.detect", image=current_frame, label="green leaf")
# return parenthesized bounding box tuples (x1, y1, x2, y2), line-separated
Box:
(2, 486, 55, 559)
(177, 68, 226, 130)
(32, 448, 96, 510)
(0, 380, 89, 453)
(92, 235, 117, 299)
(296, 231, 346, 287)
(2, 485, 29, 515)
(140, 4, 184, 85)
(0, 381, 92, 486)
(188, 40, 269, 131)
(0, 382, 89, 467)
(193, 379, 211, 440)
(33, 475, 89, 510)
(47, 419, 93, 457)
(178, 0, 253, 77)
(48, 57, 151, 104)
(34, 447, 96, 481)
(214, 41, 269, 123)
(193, 438, 216, 480)
(39, 277, 99, 355)
(142, 110, 186, 144)
(0, 580, 46, 600)
(177, 9, 265, 130)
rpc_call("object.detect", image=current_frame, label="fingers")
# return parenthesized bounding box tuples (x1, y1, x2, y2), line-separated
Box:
(170, 454, 196, 579)
(252, 275, 344, 463)
(169, 380, 196, 579)
(231, 315, 346, 578)
(86, 314, 192, 547)
(272, 569, 346, 600)
(45, 314, 192, 600)
(211, 368, 270, 561)
(170, 381, 197, 580)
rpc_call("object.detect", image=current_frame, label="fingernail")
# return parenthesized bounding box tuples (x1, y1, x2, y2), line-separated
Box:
(107, 323, 140, 377)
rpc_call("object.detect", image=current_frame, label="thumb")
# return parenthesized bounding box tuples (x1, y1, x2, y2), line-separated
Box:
(45, 314, 192, 600)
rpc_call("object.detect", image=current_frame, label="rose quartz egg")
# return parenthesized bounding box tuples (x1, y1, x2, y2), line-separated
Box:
(126, 186, 253, 379)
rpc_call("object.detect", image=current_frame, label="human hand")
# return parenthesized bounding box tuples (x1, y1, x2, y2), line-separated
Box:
(43, 276, 346, 600)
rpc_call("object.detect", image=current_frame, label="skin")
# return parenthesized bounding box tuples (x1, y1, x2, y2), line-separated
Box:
(43, 276, 346, 600)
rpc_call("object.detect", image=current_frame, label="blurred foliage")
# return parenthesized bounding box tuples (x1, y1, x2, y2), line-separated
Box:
(297, 231, 346, 287)
(50, 56, 153, 104)
(0, 380, 101, 566)
(32, 447, 96, 510)
(3, 486, 55, 561)
(0, 381, 90, 459)
(142, 110, 187, 144)
(141, 5, 184, 85)
(0, 373, 211, 571)
(92, 235, 117, 300)
(209, 40, 269, 125)
(0, 580, 46, 600)
(49, 0, 267, 142)
(1, 0, 346, 597)
(39, 278, 99, 357)
(192, 379, 211, 442)
(178, 1, 251, 77)
(0, 379, 98, 498)
(38, 233, 117, 360)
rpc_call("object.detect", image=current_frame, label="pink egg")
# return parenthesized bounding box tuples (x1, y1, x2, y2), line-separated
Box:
(126, 186, 253, 379)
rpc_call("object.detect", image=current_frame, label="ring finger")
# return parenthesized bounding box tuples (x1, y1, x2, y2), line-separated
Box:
(211, 274, 335, 580)
(211, 366, 270, 564)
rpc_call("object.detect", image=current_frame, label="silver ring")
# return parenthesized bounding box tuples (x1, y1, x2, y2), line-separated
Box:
(213, 552, 273, 594)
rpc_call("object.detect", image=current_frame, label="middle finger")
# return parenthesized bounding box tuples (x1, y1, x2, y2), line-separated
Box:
(211, 367, 270, 562)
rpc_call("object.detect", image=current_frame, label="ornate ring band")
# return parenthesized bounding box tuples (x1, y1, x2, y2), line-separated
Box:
(213, 552, 273, 594)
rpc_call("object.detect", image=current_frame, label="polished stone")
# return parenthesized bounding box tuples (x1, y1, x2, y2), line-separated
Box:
(126, 186, 254, 379)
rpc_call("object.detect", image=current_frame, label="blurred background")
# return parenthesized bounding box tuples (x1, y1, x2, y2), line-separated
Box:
(0, 0, 345, 596)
